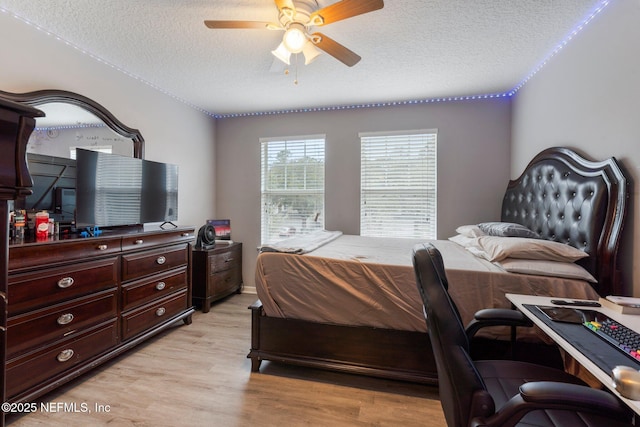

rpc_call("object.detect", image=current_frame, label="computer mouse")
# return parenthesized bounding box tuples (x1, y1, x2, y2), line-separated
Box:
(612, 366, 640, 400)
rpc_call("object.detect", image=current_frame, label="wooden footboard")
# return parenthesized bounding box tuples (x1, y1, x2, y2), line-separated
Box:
(247, 300, 438, 384)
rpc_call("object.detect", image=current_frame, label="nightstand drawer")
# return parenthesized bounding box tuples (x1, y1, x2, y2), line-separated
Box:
(210, 266, 241, 298)
(6, 320, 118, 399)
(121, 268, 188, 311)
(209, 244, 242, 272)
(7, 289, 118, 358)
(121, 289, 188, 341)
(121, 244, 189, 281)
(8, 256, 119, 316)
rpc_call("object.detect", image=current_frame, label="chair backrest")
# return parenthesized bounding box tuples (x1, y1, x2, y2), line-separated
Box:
(412, 243, 495, 427)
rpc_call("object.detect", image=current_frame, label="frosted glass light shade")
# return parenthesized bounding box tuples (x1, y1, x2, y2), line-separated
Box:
(271, 42, 291, 65)
(302, 41, 321, 65)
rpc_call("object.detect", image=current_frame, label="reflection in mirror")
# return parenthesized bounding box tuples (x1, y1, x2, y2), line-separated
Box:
(0, 89, 145, 231)
(0, 89, 144, 159)
(28, 103, 134, 159)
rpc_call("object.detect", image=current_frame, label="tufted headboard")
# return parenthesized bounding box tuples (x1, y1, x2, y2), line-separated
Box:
(501, 147, 628, 296)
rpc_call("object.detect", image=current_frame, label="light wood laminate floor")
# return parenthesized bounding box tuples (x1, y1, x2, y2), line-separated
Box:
(7, 293, 446, 427)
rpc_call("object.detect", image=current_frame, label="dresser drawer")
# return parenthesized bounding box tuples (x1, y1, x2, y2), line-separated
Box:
(9, 236, 121, 272)
(121, 228, 194, 252)
(209, 244, 242, 272)
(7, 289, 118, 358)
(121, 245, 189, 282)
(8, 256, 119, 316)
(121, 268, 188, 311)
(6, 320, 118, 399)
(210, 266, 241, 298)
(122, 289, 188, 341)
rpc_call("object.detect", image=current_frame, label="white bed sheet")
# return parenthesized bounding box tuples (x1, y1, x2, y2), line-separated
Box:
(255, 235, 600, 338)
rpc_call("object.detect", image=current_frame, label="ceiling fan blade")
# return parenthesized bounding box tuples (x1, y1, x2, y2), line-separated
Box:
(204, 20, 278, 30)
(309, 0, 384, 26)
(311, 32, 361, 67)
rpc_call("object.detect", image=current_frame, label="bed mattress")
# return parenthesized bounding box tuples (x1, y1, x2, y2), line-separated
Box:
(255, 235, 600, 338)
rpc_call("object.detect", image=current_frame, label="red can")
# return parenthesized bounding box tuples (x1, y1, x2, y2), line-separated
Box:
(35, 211, 49, 240)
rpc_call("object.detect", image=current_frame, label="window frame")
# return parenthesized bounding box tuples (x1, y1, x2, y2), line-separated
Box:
(260, 134, 326, 244)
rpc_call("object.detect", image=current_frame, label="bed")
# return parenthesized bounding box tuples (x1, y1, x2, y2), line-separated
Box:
(247, 147, 628, 384)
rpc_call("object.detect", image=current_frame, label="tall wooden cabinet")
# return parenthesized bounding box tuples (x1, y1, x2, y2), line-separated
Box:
(6, 226, 195, 403)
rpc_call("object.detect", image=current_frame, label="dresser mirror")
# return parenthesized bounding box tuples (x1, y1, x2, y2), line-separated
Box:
(0, 89, 144, 159)
(0, 89, 145, 224)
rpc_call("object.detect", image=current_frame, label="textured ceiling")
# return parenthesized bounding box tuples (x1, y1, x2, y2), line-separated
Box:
(0, 0, 610, 117)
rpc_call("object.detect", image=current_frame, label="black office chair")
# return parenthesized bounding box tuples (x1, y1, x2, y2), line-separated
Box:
(412, 243, 633, 427)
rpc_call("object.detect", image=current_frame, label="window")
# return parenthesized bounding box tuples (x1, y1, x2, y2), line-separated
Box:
(360, 130, 437, 239)
(260, 135, 325, 244)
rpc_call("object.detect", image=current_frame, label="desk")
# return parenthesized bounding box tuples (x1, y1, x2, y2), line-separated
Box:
(506, 293, 640, 415)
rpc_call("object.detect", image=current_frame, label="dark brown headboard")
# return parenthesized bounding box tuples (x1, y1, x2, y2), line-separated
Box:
(501, 147, 628, 296)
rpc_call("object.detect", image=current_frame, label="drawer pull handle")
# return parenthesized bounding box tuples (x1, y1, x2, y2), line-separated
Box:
(155, 307, 166, 316)
(156, 256, 166, 265)
(181, 233, 190, 237)
(57, 277, 75, 288)
(225, 258, 234, 263)
(155, 282, 166, 291)
(97, 244, 108, 251)
(57, 313, 74, 325)
(134, 239, 144, 245)
(57, 349, 74, 362)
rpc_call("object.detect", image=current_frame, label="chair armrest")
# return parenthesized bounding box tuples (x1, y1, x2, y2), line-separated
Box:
(473, 381, 632, 427)
(465, 308, 533, 339)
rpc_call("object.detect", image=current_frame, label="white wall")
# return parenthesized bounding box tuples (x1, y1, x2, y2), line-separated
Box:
(0, 12, 217, 229)
(511, 0, 640, 295)
(216, 100, 512, 288)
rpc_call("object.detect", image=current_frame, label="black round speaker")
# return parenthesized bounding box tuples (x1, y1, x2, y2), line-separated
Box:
(195, 224, 216, 250)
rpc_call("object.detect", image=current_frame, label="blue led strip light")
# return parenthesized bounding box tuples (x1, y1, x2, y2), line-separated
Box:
(508, 0, 611, 96)
(1, 0, 613, 120)
(35, 123, 107, 131)
(0, 6, 216, 119)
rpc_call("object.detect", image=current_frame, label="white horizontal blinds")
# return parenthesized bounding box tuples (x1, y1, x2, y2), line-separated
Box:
(360, 130, 437, 239)
(261, 136, 325, 244)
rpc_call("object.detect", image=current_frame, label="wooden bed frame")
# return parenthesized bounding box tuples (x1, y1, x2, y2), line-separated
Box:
(247, 147, 628, 384)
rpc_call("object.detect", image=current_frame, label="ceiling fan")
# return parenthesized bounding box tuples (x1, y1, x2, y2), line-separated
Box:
(204, 0, 384, 67)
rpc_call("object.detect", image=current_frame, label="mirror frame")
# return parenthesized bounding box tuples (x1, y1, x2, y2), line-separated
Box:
(0, 89, 144, 158)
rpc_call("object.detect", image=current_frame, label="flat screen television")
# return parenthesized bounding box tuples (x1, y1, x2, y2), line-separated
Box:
(76, 149, 178, 228)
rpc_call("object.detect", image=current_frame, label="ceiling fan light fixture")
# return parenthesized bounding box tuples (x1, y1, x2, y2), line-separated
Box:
(271, 42, 291, 65)
(282, 23, 307, 53)
(302, 41, 322, 65)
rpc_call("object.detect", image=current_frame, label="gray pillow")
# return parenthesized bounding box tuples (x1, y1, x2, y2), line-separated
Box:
(477, 222, 540, 239)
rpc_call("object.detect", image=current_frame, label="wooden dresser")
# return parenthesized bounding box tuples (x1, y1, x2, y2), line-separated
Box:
(6, 226, 195, 403)
(192, 242, 242, 313)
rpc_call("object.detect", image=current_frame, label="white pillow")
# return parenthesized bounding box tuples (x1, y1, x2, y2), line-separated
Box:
(495, 258, 597, 283)
(448, 234, 479, 248)
(472, 236, 589, 263)
(455, 225, 486, 238)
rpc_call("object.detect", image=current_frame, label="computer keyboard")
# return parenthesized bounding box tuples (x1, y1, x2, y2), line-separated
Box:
(584, 317, 640, 362)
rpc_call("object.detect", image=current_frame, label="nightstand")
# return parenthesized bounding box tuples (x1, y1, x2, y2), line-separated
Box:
(192, 242, 243, 312)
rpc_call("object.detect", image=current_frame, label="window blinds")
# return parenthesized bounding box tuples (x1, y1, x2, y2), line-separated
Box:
(260, 136, 325, 244)
(360, 130, 437, 239)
